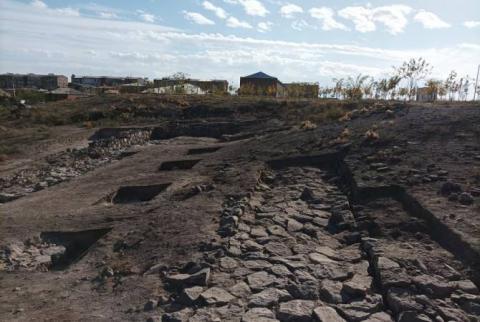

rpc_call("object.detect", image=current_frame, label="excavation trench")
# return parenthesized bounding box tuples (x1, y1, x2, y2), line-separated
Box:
(150, 121, 259, 141)
(159, 160, 201, 171)
(112, 183, 171, 204)
(40, 228, 112, 270)
(267, 151, 480, 287)
(187, 146, 222, 155)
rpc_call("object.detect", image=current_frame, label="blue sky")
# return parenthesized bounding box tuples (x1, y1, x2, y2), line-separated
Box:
(0, 0, 479, 87)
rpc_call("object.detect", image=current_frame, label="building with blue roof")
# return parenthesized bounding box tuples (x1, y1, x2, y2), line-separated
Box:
(239, 71, 286, 98)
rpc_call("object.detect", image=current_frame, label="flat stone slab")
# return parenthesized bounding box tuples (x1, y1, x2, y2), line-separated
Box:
(200, 287, 235, 305)
(313, 306, 346, 322)
(277, 300, 315, 322)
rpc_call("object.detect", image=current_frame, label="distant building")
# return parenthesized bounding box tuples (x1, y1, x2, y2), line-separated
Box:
(71, 75, 148, 87)
(416, 87, 437, 102)
(0, 73, 68, 90)
(46, 87, 87, 101)
(119, 83, 149, 94)
(285, 83, 319, 99)
(153, 78, 228, 95)
(239, 72, 286, 98)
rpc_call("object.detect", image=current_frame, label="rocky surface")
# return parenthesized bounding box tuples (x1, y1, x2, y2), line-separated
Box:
(0, 129, 151, 202)
(150, 166, 478, 321)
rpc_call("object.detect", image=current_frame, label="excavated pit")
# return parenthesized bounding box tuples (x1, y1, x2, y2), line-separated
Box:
(150, 121, 257, 140)
(119, 151, 138, 158)
(112, 183, 171, 204)
(40, 228, 111, 270)
(187, 146, 222, 155)
(159, 159, 201, 171)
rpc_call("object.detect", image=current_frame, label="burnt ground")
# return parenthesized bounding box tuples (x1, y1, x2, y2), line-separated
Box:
(0, 98, 480, 322)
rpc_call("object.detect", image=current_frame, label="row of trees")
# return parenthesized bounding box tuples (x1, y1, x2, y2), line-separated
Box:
(323, 58, 479, 101)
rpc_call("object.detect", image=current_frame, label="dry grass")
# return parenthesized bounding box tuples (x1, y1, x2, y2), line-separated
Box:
(299, 120, 317, 130)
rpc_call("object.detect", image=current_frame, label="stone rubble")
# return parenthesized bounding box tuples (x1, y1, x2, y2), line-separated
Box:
(149, 165, 480, 322)
(154, 167, 392, 321)
(0, 237, 66, 271)
(0, 129, 151, 203)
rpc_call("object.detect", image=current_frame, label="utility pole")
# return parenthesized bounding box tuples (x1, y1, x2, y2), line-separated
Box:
(474, 64, 480, 101)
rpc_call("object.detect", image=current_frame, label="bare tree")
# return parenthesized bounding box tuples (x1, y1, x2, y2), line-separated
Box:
(332, 78, 344, 99)
(459, 76, 471, 101)
(169, 72, 190, 80)
(396, 57, 432, 100)
(444, 70, 457, 101)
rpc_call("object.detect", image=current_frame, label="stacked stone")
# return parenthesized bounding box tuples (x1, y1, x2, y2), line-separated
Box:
(159, 167, 393, 322)
(88, 130, 151, 158)
(362, 238, 480, 321)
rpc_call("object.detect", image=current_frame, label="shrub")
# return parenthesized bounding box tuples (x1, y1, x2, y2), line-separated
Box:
(325, 106, 346, 120)
(300, 120, 317, 130)
(365, 129, 380, 141)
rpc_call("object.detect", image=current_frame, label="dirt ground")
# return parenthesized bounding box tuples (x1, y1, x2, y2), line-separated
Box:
(0, 96, 479, 322)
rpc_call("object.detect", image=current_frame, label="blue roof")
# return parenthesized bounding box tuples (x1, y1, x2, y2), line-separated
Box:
(242, 71, 277, 79)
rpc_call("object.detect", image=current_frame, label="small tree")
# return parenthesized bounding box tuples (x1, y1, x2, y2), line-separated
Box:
(438, 82, 447, 100)
(425, 79, 441, 102)
(387, 76, 402, 100)
(362, 77, 375, 99)
(377, 79, 389, 100)
(266, 85, 277, 97)
(398, 87, 409, 101)
(345, 74, 369, 100)
(396, 57, 432, 100)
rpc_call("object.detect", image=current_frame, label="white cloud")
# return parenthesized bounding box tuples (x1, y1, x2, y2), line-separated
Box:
(280, 4, 303, 19)
(414, 10, 450, 29)
(136, 10, 156, 23)
(55, 7, 80, 17)
(30, 0, 79, 17)
(371, 5, 412, 35)
(226, 16, 252, 29)
(464, 21, 480, 29)
(257, 21, 273, 32)
(338, 6, 375, 33)
(203, 1, 228, 19)
(338, 5, 412, 35)
(1, 0, 479, 87)
(291, 19, 316, 31)
(309, 7, 348, 31)
(183, 11, 215, 25)
(30, 0, 46, 9)
(226, 0, 269, 17)
(99, 12, 118, 19)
